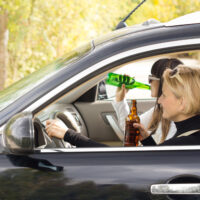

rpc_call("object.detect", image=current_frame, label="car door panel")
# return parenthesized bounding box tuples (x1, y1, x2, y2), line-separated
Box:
(74, 99, 155, 143)
(74, 101, 119, 142)
(1, 149, 200, 199)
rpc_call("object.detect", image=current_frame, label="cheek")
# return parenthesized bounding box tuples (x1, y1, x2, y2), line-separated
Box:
(162, 97, 179, 115)
(160, 99, 166, 108)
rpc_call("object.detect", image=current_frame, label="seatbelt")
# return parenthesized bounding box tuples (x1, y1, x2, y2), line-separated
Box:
(177, 129, 200, 138)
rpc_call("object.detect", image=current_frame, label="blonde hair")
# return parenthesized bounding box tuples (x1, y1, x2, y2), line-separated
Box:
(147, 108, 170, 143)
(163, 65, 200, 115)
(147, 58, 183, 143)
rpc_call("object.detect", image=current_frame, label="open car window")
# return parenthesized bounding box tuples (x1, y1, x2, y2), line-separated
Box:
(29, 51, 200, 151)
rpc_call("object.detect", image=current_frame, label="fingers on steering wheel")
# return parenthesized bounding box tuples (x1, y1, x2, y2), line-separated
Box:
(45, 124, 54, 137)
(46, 119, 54, 126)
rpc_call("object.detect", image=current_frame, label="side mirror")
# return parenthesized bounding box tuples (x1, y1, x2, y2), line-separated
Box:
(2, 112, 34, 154)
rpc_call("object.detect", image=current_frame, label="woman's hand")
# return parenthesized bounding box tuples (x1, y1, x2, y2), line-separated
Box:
(46, 120, 68, 139)
(133, 123, 150, 141)
(116, 84, 129, 102)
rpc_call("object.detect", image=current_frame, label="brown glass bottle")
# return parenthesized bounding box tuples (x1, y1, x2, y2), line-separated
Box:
(124, 99, 140, 147)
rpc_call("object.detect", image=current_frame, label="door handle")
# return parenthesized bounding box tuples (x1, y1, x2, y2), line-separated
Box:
(151, 183, 200, 194)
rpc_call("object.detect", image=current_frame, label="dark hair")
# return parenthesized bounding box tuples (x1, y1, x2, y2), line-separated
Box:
(151, 58, 183, 98)
(148, 58, 183, 143)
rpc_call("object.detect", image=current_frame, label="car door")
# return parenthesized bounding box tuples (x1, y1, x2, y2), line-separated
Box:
(1, 146, 200, 200)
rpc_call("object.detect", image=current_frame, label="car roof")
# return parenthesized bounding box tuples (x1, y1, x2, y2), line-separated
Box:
(94, 12, 200, 47)
(94, 21, 163, 47)
(166, 11, 200, 26)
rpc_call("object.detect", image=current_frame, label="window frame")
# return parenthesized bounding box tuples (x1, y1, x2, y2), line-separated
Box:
(31, 38, 200, 153)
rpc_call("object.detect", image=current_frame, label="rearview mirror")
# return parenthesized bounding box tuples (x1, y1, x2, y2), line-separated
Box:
(97, 80, 108, 100)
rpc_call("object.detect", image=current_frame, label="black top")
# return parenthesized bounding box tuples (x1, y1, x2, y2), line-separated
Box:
(64, 115, 200, 147)
(64, 129, 107, 147)
(141, 115, 200, 146)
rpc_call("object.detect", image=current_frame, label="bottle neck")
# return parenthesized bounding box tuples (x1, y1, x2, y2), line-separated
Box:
(129, 100, 137, 115)
(130, 108, 137, 115)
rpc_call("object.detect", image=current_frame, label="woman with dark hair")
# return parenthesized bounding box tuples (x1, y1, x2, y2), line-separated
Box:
(112, 58, 183, 144)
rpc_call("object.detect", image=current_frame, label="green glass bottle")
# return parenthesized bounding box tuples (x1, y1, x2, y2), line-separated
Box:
(105, 72, 150, 90)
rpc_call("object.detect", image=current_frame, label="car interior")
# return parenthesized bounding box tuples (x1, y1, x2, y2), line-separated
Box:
(34, 51, 200, 149)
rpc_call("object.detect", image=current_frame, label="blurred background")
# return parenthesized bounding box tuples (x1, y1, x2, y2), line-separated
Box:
(0, 0, 200, 90)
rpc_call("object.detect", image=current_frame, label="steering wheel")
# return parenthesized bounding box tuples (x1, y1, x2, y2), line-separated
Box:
(34, 118, 57, 148)
(50, 111, 80, 132)
(49, 111, 78, 148)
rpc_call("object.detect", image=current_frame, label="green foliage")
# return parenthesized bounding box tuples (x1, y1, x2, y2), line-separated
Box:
(1, 0, 200, 87)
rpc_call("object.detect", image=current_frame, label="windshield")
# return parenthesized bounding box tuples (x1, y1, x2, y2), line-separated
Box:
(0, 42, 92, 111)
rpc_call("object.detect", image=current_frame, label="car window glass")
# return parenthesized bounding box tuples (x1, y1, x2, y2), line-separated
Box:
(0, 42, 92, 111)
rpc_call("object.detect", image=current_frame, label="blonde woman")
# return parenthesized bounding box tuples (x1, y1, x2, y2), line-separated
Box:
(135, 65, 200, 146)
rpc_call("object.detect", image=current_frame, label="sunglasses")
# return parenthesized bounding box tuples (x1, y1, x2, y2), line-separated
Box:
(148, 75, 160, 84)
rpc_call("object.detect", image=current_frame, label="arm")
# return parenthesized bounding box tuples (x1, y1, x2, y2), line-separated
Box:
(112, 99, 129, 132)
(64, 129, 107, 147)
(46, 120, 107, 147)
(140, 135, 157, 146)
(140, 130, 200, 146)
(112, 84, 129, 132)
(158, 131, 200, 146)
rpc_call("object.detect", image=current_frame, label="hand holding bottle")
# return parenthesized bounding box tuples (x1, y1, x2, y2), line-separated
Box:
(124, 99, 140, 147)
(106, 72, 150, 90)
(133, 123, 150, 141)
(116, 84, 129, 102)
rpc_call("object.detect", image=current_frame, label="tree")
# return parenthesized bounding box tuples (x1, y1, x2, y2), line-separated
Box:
(0, 11, 8, 90)
(1, 0, 200, 89)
